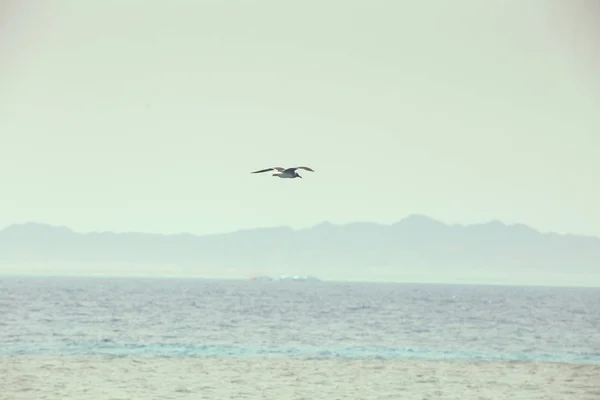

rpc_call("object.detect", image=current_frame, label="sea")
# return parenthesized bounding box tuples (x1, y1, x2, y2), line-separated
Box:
(1, 276, 599, 364)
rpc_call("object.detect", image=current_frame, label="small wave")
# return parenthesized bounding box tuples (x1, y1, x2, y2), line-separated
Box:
(1, 342, 599, 364)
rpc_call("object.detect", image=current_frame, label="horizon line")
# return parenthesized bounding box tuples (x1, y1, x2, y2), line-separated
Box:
(1, 272, 600, 289)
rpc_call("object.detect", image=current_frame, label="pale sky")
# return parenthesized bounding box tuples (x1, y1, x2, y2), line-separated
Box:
(1, 0, 599, 237)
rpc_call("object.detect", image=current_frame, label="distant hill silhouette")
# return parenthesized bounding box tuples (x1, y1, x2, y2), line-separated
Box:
(1, 215, 599, 284)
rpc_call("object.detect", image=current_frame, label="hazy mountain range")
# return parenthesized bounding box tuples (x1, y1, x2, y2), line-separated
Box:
(1, 215, 599, 286)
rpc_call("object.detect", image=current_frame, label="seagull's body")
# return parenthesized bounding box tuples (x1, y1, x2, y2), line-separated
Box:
(251, 166, 314, 179)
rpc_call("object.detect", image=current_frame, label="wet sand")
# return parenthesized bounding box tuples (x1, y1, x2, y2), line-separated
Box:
(1, 357, 599, 400)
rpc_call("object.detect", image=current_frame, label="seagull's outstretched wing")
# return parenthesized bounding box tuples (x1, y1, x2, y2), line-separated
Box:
(251, 167, 285, 174)
(293, 166, 315, 172)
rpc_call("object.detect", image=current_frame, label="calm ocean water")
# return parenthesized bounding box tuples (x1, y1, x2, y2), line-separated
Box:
(1, 276, 599, 363)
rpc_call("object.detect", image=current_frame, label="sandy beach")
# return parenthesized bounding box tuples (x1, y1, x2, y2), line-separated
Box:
(1, 357, 599, 400)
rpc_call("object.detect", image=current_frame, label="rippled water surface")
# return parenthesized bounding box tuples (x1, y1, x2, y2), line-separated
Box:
(1, 276, 599, 363)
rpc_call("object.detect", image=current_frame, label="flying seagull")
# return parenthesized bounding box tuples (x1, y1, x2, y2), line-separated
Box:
(251, 166, 315, 179)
